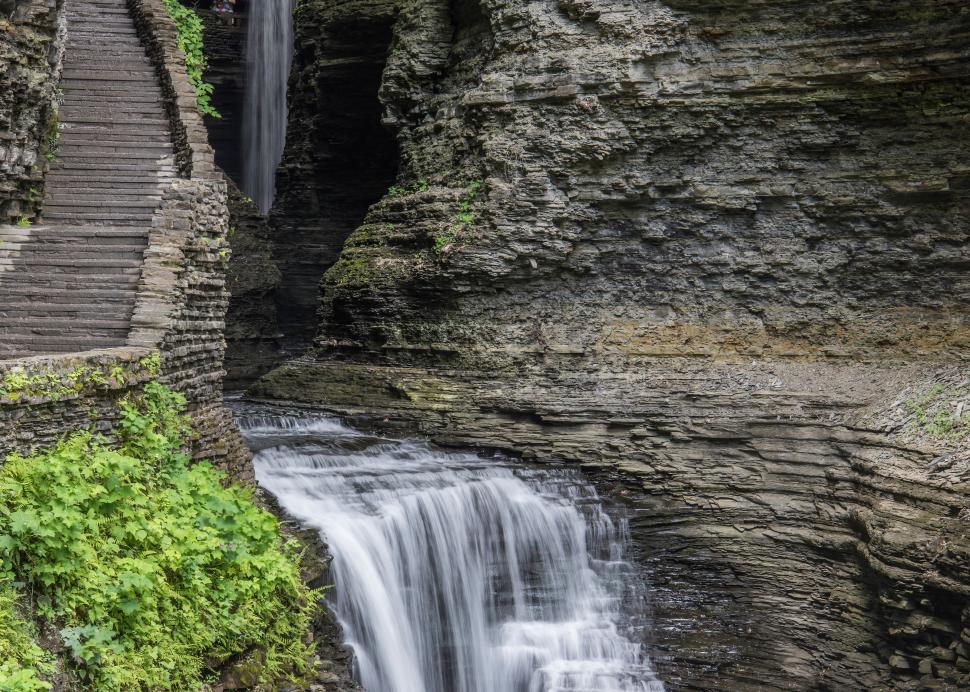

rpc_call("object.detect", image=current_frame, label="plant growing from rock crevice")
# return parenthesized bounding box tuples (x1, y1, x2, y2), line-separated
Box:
(161, 0, 220, 118)
(435, 179, 484, 256)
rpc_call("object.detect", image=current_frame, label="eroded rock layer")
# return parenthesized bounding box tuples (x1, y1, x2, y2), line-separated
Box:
(0, 0, 64, 223)
(258, 0, 970, 688)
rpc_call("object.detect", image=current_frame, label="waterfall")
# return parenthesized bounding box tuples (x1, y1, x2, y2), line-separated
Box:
(242, 0, 293, 214)
(237, 406, 665, 692)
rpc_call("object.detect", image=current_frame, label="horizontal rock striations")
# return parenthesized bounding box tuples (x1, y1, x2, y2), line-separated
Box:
(258, 0, 970, 688)
(0, 0, 64, 224)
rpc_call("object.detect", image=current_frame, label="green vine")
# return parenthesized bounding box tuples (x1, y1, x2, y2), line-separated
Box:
(160, 0, 220, 118)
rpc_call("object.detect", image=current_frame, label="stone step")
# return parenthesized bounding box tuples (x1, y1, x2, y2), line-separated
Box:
(58, 143, 173, 155)
(0, 225, 148, 237)
(0, 241, 147, 253)
(66, 38, 143, 49)
(44, 177, 172, 188)
(68, 25, 139, 35)
(60, 101, 162, 110)
(45, 190, 162, 201)
(0, 286, 138, 301)
(0, 252, 146, 265)
(67, 53, 152, 64)
(61, 114, 169, 124)
(57, 114, 170, 127)
(0, 329, 131, 342)
(0, 308, 133, 320)
(0, 312, 134, 328)
(0, 239, 146, 251)
(67, 28, 140, 38)
(62, 69, 157, 81)
(68, 12, 135, 21)
(68, 9, 129, 17)
(42, 198, 161, 211)
(60, 79, 160, 89)
(0, 336, 129, 354)
(59, 114, 170, 126)
(67, 89, 159, 100)
(0, 255, 143, 268)
(48, 158, 171, 170)
(40, 212, 153, 222)
(39, 213, 154, 225)
(0, 277, 142, 291)
(59, 126, 172, 138)
(65, 90, 158, 101)
(59, 135, 171, 146)
(59, 88, 167, 100)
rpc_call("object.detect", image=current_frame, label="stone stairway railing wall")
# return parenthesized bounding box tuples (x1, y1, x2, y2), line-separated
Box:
(0, 0, 250, 481)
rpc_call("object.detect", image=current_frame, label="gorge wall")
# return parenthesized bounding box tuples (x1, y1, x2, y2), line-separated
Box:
(254, 0, 970, 688)
(0, 0, 64, 224)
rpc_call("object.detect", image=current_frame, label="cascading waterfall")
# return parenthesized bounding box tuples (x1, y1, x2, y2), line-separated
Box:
(242, 0, 294, 214)
(237, 405, 664, 692)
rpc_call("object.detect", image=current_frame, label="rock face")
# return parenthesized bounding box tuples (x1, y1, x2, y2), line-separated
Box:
(199, 8, 247, 186)
(270, 0, 400, 353)
(224, 178, 284, 388)
(0, 0, 64, 224)
(256, 0, 970, 688)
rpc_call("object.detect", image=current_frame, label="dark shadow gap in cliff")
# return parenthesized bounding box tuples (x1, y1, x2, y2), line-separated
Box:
(272, 18, 400, 355)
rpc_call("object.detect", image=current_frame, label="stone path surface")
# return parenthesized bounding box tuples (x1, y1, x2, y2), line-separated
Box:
(0, 0, 174, 358)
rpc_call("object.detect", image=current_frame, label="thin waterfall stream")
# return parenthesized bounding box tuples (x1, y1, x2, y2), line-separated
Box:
(235, 404, 665, 692)
(242, 0, 294, 214)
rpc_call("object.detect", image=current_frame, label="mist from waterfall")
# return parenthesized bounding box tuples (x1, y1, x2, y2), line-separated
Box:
(242, 0, 293, 214)
(236, 405, 665, 692)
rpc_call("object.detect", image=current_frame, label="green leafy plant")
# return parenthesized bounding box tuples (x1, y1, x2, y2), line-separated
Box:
(905, 381, 970, 442)
(434, 179, 484, 256)
(161, 0, 221, 118)
(0, 582, 53, 690)
(0, 382, 315, 689)
(15, 216, 31, 228)
(45, 122, 59, 163)
(387, 179, 429, 198)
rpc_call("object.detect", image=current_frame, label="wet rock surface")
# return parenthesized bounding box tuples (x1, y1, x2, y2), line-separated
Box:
(254, 359, 970, 690)
(258, 0, 970, 687)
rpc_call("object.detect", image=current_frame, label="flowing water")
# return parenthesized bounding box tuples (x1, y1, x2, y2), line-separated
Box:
(242, 0, 294, 213)
(236, 404, 664, 692)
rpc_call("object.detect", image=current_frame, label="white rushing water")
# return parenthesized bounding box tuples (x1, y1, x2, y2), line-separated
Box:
(242, 0, 294, 214)
(237, 407, 664, 692)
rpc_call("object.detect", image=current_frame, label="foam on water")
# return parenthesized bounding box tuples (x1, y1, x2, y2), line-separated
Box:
(237, 406, 664, 692)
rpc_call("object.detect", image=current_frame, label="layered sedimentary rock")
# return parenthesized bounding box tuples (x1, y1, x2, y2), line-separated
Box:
(199, 8, 247, 185)
(0, 0, 64, 223)
(224, 178, 284, 388)
(270, 0, 400, 352)
(256, 0, 970, 688)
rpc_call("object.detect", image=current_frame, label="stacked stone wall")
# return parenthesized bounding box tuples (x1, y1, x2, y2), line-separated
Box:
(0, 0, 249, 479)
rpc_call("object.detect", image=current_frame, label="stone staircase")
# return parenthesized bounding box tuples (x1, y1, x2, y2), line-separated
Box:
(0, 0, 175, 359)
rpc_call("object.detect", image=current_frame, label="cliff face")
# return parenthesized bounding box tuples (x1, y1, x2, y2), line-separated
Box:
(257, 0, 970, 688)
(0, 0, 64, 224)
(273, 0, 969, 365)
(224, 178, 284, 388)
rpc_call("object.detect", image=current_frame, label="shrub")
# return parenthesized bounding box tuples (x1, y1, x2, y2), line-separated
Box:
(0, 383, 314, 690)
